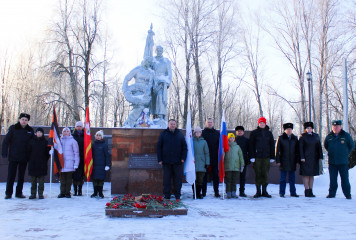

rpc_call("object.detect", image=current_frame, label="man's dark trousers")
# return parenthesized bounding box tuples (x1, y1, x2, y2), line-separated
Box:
(163, 164, 183, 199)
(6, 161, 27, 196)
(202, 165, 219, 195)
(328, 164, 351, 197)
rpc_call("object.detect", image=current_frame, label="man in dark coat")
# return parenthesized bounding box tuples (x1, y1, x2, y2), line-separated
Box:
(2, 113, 34, 199)
(157, 119, 187, 200)
(202, 118, 221, 198)
(275, 123, 299, 198)
(324, 120, 355, 199)
(235, 126, 249, 197)
(249, 117, 275, 198)
(72, 121, 84, 196)
(27, 127, 50, 199)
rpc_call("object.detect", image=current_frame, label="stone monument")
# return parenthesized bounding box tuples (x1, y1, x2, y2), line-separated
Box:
(122, 24, 172, 128)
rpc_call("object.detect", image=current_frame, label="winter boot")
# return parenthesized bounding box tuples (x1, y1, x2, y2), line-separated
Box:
(91, 186, 98, 198)
(309, 189, 315, 197)
(195, 185, 203, 199)
(226, 192, 232, 199)
(39, 194, 44, 199)
(78, 185, 83, 196)
(239, 190, 247, 197)
(304, 189, 309, 197)
(254, 185, 262, 198)
(58, 193, 66, 198)
(262, 185, 272, 198)
(231, 192, 238, 198)
(73, 184, 78, 196)
(29, 194, 36, 199)
(98, 186, 104, 198)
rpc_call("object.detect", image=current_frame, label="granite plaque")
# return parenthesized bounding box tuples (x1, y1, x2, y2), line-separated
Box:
(128, 153, 161, 169)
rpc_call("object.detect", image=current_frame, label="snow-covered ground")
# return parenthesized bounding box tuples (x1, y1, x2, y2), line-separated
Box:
(1, 168, 356, 240)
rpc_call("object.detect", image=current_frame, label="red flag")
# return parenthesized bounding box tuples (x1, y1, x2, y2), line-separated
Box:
(84, 106, 93, 181)
(218, 112, 229, 183)
(48, 107, 64, 176)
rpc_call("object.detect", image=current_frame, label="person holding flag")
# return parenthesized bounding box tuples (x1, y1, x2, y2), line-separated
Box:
(217, 113, 230, 199)
(249, 117, 275, 198)
(72, 121, 85, 196)
(58, 127, 79, 198)
(192, 126, 210, 199)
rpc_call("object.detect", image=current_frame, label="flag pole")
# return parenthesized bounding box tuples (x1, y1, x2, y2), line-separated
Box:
(222, 178, 225, 200)
(50, 146, 53, 198)
(87, 181, 89, 197)
(194, 182, 197, 200)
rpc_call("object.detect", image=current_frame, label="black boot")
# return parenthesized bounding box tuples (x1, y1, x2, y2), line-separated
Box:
(239, 190, 247, 197)
(262, 185, 272, 198)
(78, 185, 82, 196)
(196, 185, 203, 199)
(254, 185, 262, 198)
(98, 186, 104, 198)
(73, 184, 78, 196)
(309, 189, 315, 197)
(91, 186, 98, 198)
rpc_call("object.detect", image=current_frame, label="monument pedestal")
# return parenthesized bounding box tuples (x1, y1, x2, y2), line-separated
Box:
(111, 128, 164, 195)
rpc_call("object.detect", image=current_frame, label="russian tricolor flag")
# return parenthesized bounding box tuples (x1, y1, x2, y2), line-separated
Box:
(218, 112, 229, 183)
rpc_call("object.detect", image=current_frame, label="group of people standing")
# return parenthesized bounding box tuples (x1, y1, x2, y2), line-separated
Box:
(2, 113, 111, 199)
(157, 117, 355, 200)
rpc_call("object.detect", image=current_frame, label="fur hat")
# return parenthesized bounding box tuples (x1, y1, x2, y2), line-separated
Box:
(227, 133, 235, 140)
(283, 123, 293, 130)
(258, 117, 266, 125)
(303, 122, 314, 129)
(19, 113, 30, 121)
(193, 126, 202, 133)
(235, 126, 245, 131)
(75, 121, 84, 128)
(36, 127, 44, 134)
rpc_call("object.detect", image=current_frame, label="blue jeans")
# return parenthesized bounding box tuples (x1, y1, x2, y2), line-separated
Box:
(279, 171, 296, 195)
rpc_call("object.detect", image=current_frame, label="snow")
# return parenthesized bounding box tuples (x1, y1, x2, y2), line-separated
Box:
(1, 168, 356, 240)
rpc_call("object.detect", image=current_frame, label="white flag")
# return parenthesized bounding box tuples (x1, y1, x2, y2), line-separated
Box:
(184, 111, 196, 184)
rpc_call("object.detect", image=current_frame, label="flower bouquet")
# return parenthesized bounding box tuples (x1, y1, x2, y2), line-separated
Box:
(105, 194, 188, 217)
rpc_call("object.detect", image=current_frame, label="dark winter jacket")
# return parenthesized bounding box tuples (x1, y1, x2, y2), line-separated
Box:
(249, 126, 275, 160)
(92, 139, 111, 180)
(275, 133, 300, 172)
(2, 122, 34, 162)
(235, 135, 250, 165)
(28, 136, 50, 176)
(202, 127, 220, 166)
(72, 130, 84, 181)
(299, 132, 323, 176)
(324, 130, 354, 165)
(157, 128, 187, 165)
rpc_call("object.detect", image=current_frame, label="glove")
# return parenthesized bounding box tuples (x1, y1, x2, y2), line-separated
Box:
(270, 159, 275, 163)
(250, 158, 255, 163)
(49, 149, 54, 155)
(240, 166, 244, 172)
(105, 166, 110, 171)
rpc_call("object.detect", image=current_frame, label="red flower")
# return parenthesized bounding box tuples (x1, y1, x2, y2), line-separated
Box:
(113, 196, 118, 200)
(106, 202, 111, 207)
(112, 205, 117, 209)
(176, 199, 180, 202)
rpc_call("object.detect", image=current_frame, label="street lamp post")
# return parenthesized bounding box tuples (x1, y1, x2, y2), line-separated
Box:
(306, 72, 312, 122)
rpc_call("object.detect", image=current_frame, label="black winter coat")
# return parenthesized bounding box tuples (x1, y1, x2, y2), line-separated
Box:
(202, 127, 220, 166)
(92, 140, 111, 180)
(249, 126, 275, 160)
(235, 135, 250, 165)
(299, 132, 323, 176)
(28, 136, 50, 176)
(157, 128, 187, 165)
(2, 122, 34, 162)
(72, 130, 84, 181)
(275, 133, 299, 171)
